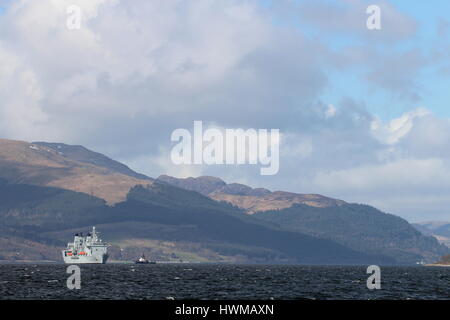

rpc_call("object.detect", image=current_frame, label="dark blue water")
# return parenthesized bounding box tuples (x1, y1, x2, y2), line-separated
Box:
(1, 264, 449, 300)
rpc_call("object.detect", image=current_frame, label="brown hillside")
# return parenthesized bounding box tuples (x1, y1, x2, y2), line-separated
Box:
(210, 191, 345, 214)
(0, 139, 151, 204)
(157, 175, 345, 213)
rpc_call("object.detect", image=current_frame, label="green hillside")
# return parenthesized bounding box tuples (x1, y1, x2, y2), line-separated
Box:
(254, 204, 448, 264)
(0, 180, 388, 264)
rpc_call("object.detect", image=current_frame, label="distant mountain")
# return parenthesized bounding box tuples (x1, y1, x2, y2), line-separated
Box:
(435, 254, 450, 265)
(0, 139, 152, 204)
(413, 221, 450, 248)
(254, 205, 448, 264)
(0, 138, 447, 264)
(33, 142, 151, 180)
(413, 221, 450, 237)
(157, 175, 229, 195)
(0, 178, 384, 265)
(159, 175, 449, 264)
(157, 175, 345, 213)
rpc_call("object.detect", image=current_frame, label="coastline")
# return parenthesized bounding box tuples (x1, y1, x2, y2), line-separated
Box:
(0, 260, 58, 264)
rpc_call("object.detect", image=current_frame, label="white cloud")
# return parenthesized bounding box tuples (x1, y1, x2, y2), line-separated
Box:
(311, 157, 450, 222)
(324, 104, 337, 119)
(299, 109, 450, 221)
(371, 108, 431, 145)
(293, 0, 417, 41)
(0, 1, 449, 221)
(313, 158, 450, 193)
(0, 44, 48, 139)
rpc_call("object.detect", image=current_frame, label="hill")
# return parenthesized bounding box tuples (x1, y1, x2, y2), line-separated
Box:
(413, 221, 450, 248)
(33, 142, 151, 180)
(0, 138, 447, 264)
(253, 204, 448, 264)
(0, 179, 384, 264)
(0, 139, 151, 204)
(157, 175, 345, 213)
(158, 175, 449, 264)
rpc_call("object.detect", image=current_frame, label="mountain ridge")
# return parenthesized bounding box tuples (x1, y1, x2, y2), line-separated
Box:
(33, 142, 152, 180)
(157, 175, 449, 263)
(0, 179, 387, 264)
(413, 221, 450, 248)
(157, 175, 346, 213)
(0, 138, 447, 264)
(0, 139, 152, 204)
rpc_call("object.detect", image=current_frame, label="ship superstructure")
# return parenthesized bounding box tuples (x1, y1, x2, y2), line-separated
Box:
(62, 227, 109, 264)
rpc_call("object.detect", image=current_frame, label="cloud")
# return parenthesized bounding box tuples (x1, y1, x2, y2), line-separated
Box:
(0, 1, 448, 221)
(371, 108, 431, 145)
(304, 109, 450, 221)
(312, 157, 450, 222)
(293, 0, 417, 41)
(0, 43, 48, 139)
(0, 0, 335, 151)
(364, 49, 426, 101)
(313, 158, 450, 195)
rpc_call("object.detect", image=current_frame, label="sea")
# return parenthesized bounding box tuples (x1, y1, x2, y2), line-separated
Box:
(1, 264, 449, 300)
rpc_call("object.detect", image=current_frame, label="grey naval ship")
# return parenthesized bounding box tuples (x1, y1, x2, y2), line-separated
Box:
(62, 227, 109, 264)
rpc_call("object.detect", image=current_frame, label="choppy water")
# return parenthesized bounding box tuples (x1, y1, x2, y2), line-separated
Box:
(1, 264, 449, 300)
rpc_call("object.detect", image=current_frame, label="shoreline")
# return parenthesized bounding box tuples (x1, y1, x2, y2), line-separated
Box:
(0, 260, 195, 265)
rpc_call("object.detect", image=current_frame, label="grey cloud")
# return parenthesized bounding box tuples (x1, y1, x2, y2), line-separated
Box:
(294, 0, 417, 42)
(0, 0, 448, 222)
(364, 49, 426, 101)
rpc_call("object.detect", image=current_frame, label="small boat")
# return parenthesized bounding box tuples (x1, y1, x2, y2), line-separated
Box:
(134, 253, 156, 264)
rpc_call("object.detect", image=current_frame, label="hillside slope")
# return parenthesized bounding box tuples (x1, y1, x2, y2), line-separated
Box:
(254, 204, 448, 264)
(0, 138, 446, 264)
(159, 175, 449, 264)
(157, 175, 345, 212)
(413, 222, 450, 248)
(0, 139, 151, 204)
(0, 180, 388, 264)
(33, 142, 151, 180)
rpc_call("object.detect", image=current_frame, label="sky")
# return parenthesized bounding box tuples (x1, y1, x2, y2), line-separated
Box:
(0, 0, 450, 222)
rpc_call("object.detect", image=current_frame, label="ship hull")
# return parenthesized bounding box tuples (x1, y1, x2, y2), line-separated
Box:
(62, 251, 108, 264)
